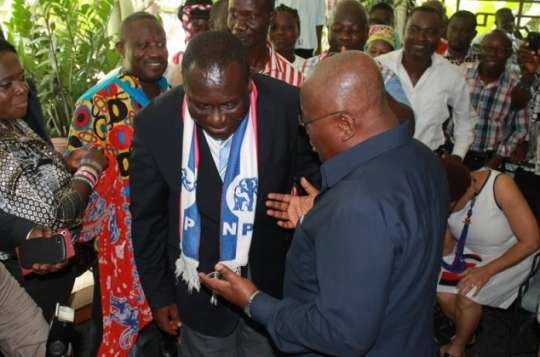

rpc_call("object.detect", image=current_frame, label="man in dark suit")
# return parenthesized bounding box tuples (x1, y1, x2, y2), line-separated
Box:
(130, 31, 319, 356)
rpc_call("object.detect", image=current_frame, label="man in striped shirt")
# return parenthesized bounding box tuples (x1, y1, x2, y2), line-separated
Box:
(228, 0, 303, 87)
(463, 30, 528, 171)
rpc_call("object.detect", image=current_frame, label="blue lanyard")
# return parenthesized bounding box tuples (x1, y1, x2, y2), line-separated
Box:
(442, 195, 477, 273)
(112, 77, 168, 107)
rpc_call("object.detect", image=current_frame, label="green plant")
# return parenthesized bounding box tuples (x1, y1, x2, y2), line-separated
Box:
(5, 0, 119, 136)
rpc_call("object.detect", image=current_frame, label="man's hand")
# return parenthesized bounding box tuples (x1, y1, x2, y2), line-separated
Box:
(266, 177, 319, 229)
(510, 142, 528, 164)
(486, 155, 503, 170)
(199, 263, 258, 309)
(153, 304, 181, 336)
(27, 227, 69, 275)
(518, 42, 540, 76)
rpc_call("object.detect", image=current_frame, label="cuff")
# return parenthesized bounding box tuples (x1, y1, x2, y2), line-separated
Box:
(451, 142, 470, 159)
(250, 291, 280, 326)
(8, 220, 35, 249)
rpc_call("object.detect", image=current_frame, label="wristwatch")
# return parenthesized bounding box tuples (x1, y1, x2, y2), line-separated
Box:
(244, 290, 261, 318)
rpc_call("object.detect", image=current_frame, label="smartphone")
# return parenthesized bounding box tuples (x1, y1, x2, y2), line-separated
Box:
(16, 229, 74, 274)
(528, 32, 540, 52)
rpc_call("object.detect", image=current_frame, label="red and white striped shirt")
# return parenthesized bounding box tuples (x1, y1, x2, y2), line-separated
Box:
(261, 42, 304, 87)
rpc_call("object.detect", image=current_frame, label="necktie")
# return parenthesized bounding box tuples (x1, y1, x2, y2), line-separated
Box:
(218, 140, 231, 181)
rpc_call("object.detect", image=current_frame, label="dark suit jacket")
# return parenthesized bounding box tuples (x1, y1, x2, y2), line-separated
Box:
(130, 74, 320, 336)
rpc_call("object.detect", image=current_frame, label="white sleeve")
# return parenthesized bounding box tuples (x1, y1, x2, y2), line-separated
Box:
(316, 0, 326, 25)
(448, 69, 475, 158)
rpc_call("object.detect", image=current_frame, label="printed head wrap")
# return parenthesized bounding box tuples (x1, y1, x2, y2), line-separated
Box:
(367, 24, 396, 49)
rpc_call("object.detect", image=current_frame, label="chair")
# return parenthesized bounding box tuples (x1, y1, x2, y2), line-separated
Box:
(506, 252, 540, 357)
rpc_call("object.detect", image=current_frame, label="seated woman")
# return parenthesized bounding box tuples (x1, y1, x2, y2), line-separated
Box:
(0, 39, 108, 320)
(366, 24, 396, 58)
(437, 158, 540, 357)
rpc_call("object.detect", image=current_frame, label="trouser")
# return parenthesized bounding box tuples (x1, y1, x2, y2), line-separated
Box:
(3, 257, 77, 321)
(178, 318, 278, 357)
(514, 168, 540, 219)
(0, 263, 48, 357)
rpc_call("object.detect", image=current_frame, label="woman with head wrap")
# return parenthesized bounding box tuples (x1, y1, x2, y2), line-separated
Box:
(366, 24, 396, 58)
(168, 0, 212, 86)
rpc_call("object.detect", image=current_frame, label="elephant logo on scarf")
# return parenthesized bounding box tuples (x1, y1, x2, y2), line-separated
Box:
(110, 296, 139, 350)
(233, 178, 257, 212)
(180, 168, 196, 192)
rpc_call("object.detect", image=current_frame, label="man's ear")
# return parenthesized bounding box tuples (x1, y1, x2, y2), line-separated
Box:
(116, 40, 126, 58)
(337, 113, 356, 142)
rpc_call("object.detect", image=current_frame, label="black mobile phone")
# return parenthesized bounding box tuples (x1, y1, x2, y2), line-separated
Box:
(528, 32, 540, 52)
(18, 234, 66, 268)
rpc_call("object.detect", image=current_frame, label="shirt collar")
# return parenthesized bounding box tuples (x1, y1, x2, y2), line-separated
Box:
(320, 122, 412, 191)
(393, 48, 446, 69)
(469, 61, 511, 87)
(263, 42, 284, 74)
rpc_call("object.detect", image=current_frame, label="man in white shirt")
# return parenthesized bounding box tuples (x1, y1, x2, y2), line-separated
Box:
(274, 0, 326, 58)
(377, 5, 475, 159)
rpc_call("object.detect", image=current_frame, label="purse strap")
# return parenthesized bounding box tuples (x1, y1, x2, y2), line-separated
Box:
(441, 194, 477, 273)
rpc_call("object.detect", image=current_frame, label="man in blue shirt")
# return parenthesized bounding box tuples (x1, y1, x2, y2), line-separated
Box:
(200, 51, 449, 356)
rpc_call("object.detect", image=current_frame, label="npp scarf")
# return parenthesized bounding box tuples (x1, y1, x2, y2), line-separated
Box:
(176, 83, 259, 297)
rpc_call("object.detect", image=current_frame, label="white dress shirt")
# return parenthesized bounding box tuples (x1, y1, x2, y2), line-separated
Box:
(377, 49, 476, 158)
(203, 131, 233, 181)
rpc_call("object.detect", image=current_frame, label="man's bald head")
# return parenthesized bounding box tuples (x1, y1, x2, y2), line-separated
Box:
(303, 51, 383, 114)
(328, 0, 369, 52)
(301, 51, 398, 161)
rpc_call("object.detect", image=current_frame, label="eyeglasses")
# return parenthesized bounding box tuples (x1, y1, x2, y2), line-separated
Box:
(299, 111, 346, 128)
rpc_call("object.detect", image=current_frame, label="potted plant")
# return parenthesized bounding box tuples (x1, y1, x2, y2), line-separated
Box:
(5, 0, 119, 150)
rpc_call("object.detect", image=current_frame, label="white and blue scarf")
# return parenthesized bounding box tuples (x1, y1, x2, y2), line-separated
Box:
(176, 84, 259, 294)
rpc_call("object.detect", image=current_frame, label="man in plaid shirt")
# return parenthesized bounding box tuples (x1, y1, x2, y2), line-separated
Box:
(511, 42, 540, 219)
(463, 30, 528, 170)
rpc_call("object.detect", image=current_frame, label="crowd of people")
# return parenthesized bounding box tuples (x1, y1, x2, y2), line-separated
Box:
(0, 0, 539, 356)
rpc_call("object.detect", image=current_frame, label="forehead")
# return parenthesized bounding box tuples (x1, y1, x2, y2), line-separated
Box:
(0, 51, 22, 79)
(449, 16, 472, 29)
(333, 9, 366, 27)
(496, 12, 513, 21)
(409, 11, 440, 28)
(185, 62, 247, 93)
(124, 19, 165, 42)
(482, 33, 510, 47)
(370, 8, 392, 19)
(274, 11, 295, 23)
(229, 0, 267, 12)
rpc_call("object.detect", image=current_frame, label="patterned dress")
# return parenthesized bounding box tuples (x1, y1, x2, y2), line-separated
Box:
(67, 72, 168, 356)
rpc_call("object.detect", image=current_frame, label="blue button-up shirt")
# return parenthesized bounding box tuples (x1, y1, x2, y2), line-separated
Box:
(251, 123, 449, 356)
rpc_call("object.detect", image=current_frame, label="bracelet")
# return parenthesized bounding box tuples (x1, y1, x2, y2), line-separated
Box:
(80, 158, 104, 175)
(72, 175, 94, 190)
(78, 166, 99, 183)
(76, 170, 98, 187)
(243, 290, 261, 318)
